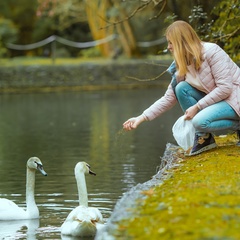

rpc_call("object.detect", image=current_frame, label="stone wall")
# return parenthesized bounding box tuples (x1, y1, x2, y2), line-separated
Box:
(0, 59, 172, 93)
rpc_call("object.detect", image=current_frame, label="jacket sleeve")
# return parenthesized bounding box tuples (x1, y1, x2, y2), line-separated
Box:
(143, 84, 178, 121)
(197, 43, 233, 110)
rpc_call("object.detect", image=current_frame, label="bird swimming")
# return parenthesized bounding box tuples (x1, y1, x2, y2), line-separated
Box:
(61, 162, 104, 237)
(0, 157, 47, 220)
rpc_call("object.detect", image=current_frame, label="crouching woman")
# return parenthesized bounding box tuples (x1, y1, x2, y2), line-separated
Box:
(123, 20, 240, 156)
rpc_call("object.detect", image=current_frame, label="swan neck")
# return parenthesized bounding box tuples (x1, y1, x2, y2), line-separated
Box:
(76, 172, 88, 207)
(26, 168, 37, 208)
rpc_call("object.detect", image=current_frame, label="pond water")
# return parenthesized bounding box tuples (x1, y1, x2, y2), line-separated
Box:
(0, 88, 182, 239)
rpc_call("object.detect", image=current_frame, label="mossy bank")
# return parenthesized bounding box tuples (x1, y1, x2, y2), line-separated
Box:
(96, 134, 240, 240)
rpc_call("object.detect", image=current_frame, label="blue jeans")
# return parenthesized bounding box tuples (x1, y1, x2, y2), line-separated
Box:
(175, 81, 240, 134)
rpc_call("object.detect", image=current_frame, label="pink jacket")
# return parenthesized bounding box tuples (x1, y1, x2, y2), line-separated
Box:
(143, 42, 240, 120)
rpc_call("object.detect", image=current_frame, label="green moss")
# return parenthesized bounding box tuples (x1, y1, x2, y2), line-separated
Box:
(0, 57, 108, 66)
(115, 134, 240, 240)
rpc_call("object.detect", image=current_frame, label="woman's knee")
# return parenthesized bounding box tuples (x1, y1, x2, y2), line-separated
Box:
(175, 81, 189, 97)
(192, 116, 209, 132)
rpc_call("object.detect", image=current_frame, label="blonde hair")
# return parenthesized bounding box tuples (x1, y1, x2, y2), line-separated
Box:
(166, 21, 203, 77)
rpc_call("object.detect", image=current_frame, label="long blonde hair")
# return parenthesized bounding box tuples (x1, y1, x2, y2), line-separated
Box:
(166, 21, 203, 77)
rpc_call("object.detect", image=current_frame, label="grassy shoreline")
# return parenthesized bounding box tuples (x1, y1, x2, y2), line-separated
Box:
(107, 134, 240, 239)
(0, 55, 173, 67)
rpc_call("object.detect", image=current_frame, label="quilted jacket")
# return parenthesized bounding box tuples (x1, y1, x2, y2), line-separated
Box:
(143, 42, 240, 120)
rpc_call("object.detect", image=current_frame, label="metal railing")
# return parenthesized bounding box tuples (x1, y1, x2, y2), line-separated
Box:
(6, 34, 166, 63)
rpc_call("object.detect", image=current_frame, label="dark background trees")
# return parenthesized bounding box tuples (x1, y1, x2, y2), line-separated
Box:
(0, 0, 239, 60)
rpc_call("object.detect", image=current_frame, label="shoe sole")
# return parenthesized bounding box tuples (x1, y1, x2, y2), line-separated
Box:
(187, 143, 217, 156)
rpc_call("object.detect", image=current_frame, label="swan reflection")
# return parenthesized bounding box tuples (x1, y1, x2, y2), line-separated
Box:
(61, 234, 95, 240)
(0, 218, 39, 240)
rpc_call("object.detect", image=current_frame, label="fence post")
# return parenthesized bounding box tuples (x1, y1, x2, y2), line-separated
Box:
(51, 40, 56, 64)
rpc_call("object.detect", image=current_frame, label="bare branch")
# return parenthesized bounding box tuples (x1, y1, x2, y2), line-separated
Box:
(216, 26, 240, 41)
(149, 0, 167, 20)
(98, 1, 151, 29)
(98, 0, 167, 30)
(126, 68, 168, 82)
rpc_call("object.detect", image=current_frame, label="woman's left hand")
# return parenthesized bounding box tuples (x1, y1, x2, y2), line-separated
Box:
(184, 104, 199, 120)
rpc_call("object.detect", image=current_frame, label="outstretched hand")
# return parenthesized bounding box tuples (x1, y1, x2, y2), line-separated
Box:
(123, 115, 146, 131)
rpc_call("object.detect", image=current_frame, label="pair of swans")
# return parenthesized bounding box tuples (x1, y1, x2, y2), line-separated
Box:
(0, 157, 103, 237)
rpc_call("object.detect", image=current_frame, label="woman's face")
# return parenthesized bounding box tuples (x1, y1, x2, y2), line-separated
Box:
(167, 39, 174, 53)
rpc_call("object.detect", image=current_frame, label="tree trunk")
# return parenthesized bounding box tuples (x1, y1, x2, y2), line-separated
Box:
(85, 0, 113, 57)
(85, 0, 139, 58)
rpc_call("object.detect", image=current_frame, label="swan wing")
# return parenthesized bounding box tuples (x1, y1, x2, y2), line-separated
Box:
(0, 198, 27, 220)
(86, 207, 104, 223)
(61, 206, 103, 237)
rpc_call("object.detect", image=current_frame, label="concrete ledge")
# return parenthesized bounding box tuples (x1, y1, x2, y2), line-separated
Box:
(0, 59, 172, 93)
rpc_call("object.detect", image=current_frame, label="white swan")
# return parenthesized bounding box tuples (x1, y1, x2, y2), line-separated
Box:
(0, 157, 47, 220)
(61, 162, 104, 237)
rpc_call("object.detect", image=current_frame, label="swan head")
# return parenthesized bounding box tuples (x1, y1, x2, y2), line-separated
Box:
(27, 157, 48, 176)
(75, 162, 96, 176)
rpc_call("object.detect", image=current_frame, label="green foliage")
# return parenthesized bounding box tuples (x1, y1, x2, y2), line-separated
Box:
(0, 0, 39, 56)
(188, 1, 239, 61)
(164, 14, 178, 25)
(189, 5, 213, 40)
(210, 0, 240, 61)
(0, 17, 18, 57)
(79, 47, 102, 58)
